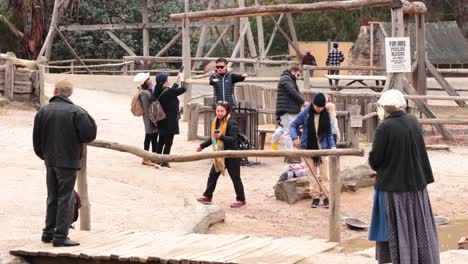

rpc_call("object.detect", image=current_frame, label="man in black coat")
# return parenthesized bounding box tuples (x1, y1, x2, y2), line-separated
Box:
(275, 65, 309, 154)
(33, 79, 97, 247)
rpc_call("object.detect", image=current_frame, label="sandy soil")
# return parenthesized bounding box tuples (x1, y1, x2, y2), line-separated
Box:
(1, 85, 468, 257)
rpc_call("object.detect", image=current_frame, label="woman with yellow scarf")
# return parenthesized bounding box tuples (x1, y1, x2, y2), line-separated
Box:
(196, 102, 246, 208)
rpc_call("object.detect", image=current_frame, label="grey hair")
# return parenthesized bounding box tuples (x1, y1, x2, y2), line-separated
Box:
(56, 86, 73, 97)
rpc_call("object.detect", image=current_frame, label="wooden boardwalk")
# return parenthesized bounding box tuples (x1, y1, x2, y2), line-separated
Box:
(10, 230, 337, 264)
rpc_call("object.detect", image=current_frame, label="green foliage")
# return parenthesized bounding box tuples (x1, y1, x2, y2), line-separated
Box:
(0, 2, 20, 53)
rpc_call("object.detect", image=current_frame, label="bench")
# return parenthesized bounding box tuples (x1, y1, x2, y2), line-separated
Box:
(257, 128, 276, 150)
(324, 74, 387, 88)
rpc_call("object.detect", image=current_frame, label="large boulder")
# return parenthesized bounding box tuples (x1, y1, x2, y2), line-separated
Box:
(341, 164, 376, 192)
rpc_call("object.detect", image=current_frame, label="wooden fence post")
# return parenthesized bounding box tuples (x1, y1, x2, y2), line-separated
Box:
(39, 65, 46, 107)
(303, 69, 311, 89)
(77, 144, 91, 230)
(328, 155, 341, 242)
(187, 103, 200, 141)
(366, 103, 378, 142)
(70, 61, 75, 74)
(4, 60, 15, 101)
(348, 105, 361, 148)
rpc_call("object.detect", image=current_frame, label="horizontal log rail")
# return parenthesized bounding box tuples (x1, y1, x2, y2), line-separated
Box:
(303, 65, 385, 71)
(419, 119, 468, 125)
(48, 59, 124, 65)
(123, 56, 294, 65)
(170, 0, 426, 21)
(44, 61, 133, 69)
(89, 139, 364, 163)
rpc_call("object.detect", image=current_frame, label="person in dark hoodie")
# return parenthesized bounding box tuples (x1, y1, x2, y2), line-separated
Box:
(152, 72, 186, 168)
(196, 102, 246, 208)
(209, 57, 248, 110)
(33, 79, 97, 247)
(275, 65, 309, 155)
(290, 93, 335, 209)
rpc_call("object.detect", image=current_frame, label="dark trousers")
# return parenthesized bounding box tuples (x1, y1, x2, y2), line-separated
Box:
(156, 134, 174, 155)
(144, 133, 158, 152)
(43, 166, 77, 241)
(328, 70, 340, 86)
(203, 158, 246, 202)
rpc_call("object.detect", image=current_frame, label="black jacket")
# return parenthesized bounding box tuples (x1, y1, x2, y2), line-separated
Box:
(33, 96, 97, 169)
(154, 82, 186, 136)
(302, 54, 317, 66)
(209, 72, 245, 109)
(200, 118, 239, 151)
(369, 111, 434, 192)
(275, 70, 305, 116)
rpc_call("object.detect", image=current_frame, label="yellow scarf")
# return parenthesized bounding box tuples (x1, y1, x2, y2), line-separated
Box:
(211, 114, 231, 175)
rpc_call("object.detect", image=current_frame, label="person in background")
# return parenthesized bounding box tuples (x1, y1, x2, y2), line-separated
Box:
(326, 43, 345, 86)
(271, 114, 284, 150)
(134, 72, 158, 166)
(33, 79, 97, 247)
(275, 65, 309, 160)
(290, 93, 335, 208)
(301, 48, 317, 78)
(209, 57, 248, 110)
(326, 101, 340, 144)
(368, 90, 439, 264)
(152, 72, 186, 168)
(196, 102, 246, 208)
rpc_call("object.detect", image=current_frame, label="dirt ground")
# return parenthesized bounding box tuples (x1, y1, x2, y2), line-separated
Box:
(1, 85, 468, 258)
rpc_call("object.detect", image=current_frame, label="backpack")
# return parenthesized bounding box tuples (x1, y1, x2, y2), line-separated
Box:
(70, 190, 81, 228)
(131, 89, 150, 116)
(148, 88, 168, 126)
(238, 132, 250, 151)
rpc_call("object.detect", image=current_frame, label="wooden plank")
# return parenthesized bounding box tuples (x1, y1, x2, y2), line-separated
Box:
(268, 238, 337, 264)
(175, 235, 249, 264)
(39, 65, 45, 107)
(415, 14, 426, 95)
(148, 233, 209, 263)
(14, 84, 33, 94)
(58, 20, 236, 31)
(182, 0, 192, 122)
(324, 74, 387, 81)
(88, 232, 156, 260)
(117, 232, 176, 261)
(229, 237, 301, 263)
(191, 236, 275, 263)
(57, 230, 128, 257)
(77, 145, 90, 230)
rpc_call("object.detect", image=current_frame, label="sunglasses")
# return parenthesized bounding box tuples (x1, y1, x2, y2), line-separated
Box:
(216, 65, 225, 69)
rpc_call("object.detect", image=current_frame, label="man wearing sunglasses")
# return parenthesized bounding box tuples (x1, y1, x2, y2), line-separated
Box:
(275, 65, 309, 159)
(209, 57, 248, 110)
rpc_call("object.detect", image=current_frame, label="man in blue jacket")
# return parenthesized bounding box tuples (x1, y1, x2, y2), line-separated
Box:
(290, 93, 335, 208)
(209, 57, 247, 110)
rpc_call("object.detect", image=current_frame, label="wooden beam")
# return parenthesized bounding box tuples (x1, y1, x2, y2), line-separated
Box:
(154, 31, 182, 57)
(264, 14, 284, 57)
(182, 0, 192, 121)
(303, 65, 384, 71)
(58, 21, 236, 31)
(425, 58, 466, 107)
(203, 26, 231, 59)
(0, 15, 24, 38)
(269, 16, 303, 58)
(4, 60, 14, 101)
(39, 65, 46, 107)
(238, 0, 246, 72)
(383, 2, 405, 92)
(54, 27, 93, 74)
(89, 139, 365, 162)
(227, 24, 249, 69)
(328, 156, 341, 243)
(255, 0, 266, 60)
(193, 0, 216, 70)
(418, 119, 468, 125)
(415, 14, 426, 95)
(283, 0, 300, 59)
(38, 0, 60, 59)
(142, 0, 149, 56)
(77, 144, 91, 230)
(370, 23, 374, 75)
(105, 31, 136, 56)
(170, 0, 427, 21)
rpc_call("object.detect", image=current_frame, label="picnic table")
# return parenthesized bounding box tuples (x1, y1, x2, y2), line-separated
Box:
(324, 74, 387, 87)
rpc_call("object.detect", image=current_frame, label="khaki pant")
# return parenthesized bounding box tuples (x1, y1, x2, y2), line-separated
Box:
(304, 157, 329, 199)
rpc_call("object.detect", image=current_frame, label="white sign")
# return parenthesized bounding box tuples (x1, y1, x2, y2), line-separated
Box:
(385, 37, 411, 73)
(350, 115, 363, 128)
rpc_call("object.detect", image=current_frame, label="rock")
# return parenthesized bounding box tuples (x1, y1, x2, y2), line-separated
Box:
(0, 254, 30, 264)
(341, 164, 376, 192)
(173, 198, 225, 234)
(349, 26, 385, 75)
(274, 177, 311, 205)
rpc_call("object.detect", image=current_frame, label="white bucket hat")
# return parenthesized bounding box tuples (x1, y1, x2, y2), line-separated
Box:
(377, 89, 407, 109)
(133, 72, 150, 85)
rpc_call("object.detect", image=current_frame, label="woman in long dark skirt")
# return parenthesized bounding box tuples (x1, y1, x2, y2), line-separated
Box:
(368, 89, 439, 264)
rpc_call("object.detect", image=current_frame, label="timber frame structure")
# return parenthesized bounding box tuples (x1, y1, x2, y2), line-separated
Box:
(37, 0, 465, 141)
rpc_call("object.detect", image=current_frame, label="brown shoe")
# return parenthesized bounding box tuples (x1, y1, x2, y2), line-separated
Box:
(142, 159, 155, 166)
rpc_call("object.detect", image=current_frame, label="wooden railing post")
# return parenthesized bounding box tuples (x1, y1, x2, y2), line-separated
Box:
(77, 144, 91, 230)
(39, 65, 46, 107)
(4, 59, 15, 101)
(187, 103, 200, 141)
(348, 105, 361, 148)
(328, 155, 341, 242)
(366, 103, 378, 142)
(303, 68, 311, 89)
